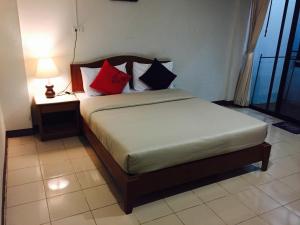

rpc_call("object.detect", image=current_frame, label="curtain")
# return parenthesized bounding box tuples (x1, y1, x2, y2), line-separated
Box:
(234, 0, 270, 106)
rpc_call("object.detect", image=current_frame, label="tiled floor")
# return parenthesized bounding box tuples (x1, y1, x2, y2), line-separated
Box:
(4, 107, 300, 225)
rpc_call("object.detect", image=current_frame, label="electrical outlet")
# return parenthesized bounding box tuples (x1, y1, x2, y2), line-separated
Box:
(73, 25, 84, 32)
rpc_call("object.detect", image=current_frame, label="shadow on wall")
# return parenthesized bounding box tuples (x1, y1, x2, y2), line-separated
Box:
(0, 105, 5, 224)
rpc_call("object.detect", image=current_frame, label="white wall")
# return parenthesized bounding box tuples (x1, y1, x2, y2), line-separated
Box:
(0, 0, 32, 131)
(17, 0, 250, 101)
(225, 0, 251, 100)
(0, 0, 250, 130)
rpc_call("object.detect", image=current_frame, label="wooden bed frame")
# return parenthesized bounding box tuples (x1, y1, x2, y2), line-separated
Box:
(70, 55, 271, 214)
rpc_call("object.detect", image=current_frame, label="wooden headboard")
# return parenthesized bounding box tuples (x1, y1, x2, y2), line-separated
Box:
(70, 55, 170, 92)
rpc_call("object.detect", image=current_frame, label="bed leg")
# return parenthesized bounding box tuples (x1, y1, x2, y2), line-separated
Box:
(261, 144, 271, 171)
(122, 183, 138, 214)
(123, 192, 135, 214)
(123, 201, 133, 214)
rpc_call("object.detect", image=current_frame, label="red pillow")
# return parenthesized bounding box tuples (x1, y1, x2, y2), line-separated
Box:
(90, 60, 131, 95)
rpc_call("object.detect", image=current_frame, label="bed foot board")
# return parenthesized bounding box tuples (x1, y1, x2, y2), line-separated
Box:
(261, 144, 271, 171)
(83, 120, 272, 215)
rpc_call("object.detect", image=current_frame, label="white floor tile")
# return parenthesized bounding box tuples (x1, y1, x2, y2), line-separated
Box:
(36, 139, 64, 152)
(238, 217, 269, 225)
(6, 200, 49, 225)
(260, 207, 300, 225)
(193, 183, 229, 202)
(258, 180, 300, 205)
(272, 156, 300, 174)
(51, 212, 96, 225)
(177, 204, 225, 225)
(266, 161, 295, 179)
(8, 142, 37, 157)
(8, 136, 36, 146)
(8, 154, 39, 171)
(48, 191, 89, 221)
(207, 196, 255, 225)
(5, 117, 300, 225)
(143, 214, 183, 225)
(241, 171, 274, 185)
(270, 142, 299, 160)
(285, 199, 300, 217)
(7, 166, 42, 187)
(66, 146, 90, 159)
(280, 173, 300, 191)
(92, 204, 139, 225)
(219, 176, 252, 194)
(165, 191, 202, 212)
(71, 157, 97, 172)
(83, 185, 117, 210)
(76, 169, 106, 189)
(38, 149, 69, 165)
(63, 137, 84, 149)
(7, 181, 45, 207)
(235, 186, 280, 214)
(41, 161, 74, 179)
(44, 174, 81, 197)
(133, 200, 172, 223)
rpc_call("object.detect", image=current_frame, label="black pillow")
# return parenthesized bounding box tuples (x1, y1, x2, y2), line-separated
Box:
(139, 59, 177, 90)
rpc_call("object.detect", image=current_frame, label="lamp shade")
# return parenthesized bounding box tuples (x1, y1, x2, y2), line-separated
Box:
(35, 58, 59, 78)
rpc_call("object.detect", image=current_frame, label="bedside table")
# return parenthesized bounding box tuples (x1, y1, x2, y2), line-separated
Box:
(34, 94, 80, 141)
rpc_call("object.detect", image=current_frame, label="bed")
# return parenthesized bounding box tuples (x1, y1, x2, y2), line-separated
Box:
(70, 55, 271, 213)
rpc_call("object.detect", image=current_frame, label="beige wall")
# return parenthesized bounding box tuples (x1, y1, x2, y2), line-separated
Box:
(17, 0, 250, 101)
(0, 0, 32, 131)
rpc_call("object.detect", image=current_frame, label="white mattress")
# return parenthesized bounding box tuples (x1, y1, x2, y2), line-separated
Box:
(79, 89, 268, 174)
(75, 92, 90, 101)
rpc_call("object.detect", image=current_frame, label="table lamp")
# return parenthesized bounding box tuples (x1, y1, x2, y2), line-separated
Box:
(35, 58, 59, 98)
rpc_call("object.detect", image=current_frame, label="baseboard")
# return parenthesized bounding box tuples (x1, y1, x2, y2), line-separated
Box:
(2, 135, 7, 225)
(6, 128, 35, 138)
(213, 100, 234, 106)
(212, 100, 247, 108)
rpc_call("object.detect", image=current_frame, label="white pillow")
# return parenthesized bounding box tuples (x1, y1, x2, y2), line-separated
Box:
(133, 61, 174, 91)
(80, 63, 127, 96)
(122, 82, 131, 93)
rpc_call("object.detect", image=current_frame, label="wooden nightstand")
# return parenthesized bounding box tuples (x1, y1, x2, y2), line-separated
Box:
(34, 94, 80, 141)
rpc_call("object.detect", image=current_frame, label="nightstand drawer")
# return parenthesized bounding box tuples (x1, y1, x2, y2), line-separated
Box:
(40, 102, 79, 113)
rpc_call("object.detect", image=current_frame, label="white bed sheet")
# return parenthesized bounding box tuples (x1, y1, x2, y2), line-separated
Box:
(78, 89, 268, 174)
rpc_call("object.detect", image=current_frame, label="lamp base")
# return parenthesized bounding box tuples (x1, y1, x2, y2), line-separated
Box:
(45, 85, 55, 98)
